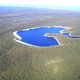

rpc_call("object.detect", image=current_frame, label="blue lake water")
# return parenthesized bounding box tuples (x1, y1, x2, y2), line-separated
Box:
(14, 26, 80, 47)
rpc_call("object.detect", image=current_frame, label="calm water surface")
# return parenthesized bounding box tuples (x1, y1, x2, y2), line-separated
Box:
(16, 27, 65, 46)
(14, 26, 80, 47)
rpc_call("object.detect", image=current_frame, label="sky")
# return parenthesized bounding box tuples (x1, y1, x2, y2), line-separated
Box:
(0, 0, 80, 10)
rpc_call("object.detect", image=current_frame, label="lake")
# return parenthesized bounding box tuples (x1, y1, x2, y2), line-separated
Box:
(13, 26, 80, 47)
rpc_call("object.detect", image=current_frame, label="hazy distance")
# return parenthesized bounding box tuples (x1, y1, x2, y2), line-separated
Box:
(0, 0, 80, 11)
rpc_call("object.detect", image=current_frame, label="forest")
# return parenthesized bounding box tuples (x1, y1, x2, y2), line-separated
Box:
(0, 7, 80, 80)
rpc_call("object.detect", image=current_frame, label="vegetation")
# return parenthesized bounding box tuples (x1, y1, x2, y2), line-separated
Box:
(0, 7, 80, 80)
